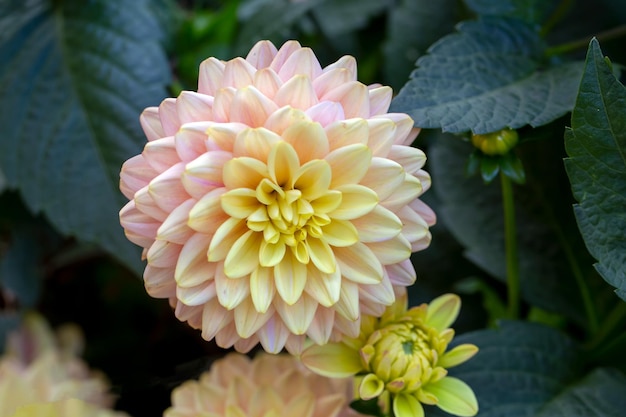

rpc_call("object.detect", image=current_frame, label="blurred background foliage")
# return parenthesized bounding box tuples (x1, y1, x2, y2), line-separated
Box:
(1, 0, 625, 415)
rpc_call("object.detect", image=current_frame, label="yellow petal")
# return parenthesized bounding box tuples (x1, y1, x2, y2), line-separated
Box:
(359, 157, 405, 201)
(274, 74, 319, 110)
(233, 127, 281, 162)
(293, 159, 331, 200)
(365, 118, 395, 157)
(300, 342, 363, 378)
(366, 234, 412, 265)
(234, 298, 273, 338)
(359, 373, 385, 400)
(380, 174, 422, 211)
(223, 157, 269, 190)
(306, 237, 336, 274)
(423, 377, 478, 417)
(325, 144, 372, 188)
(187, 188, 229, 234)
(351, 205, 402, 243)
(321, 219, 358, 247)
(250, 267, 275, 313)
(221, 188, 259, 219)
(335, 242, 383, 285)
(224, 230, 263, 278)
(215, 264, 250, 310)
(259, 240, 287, 267)
(310, 190, 342, 214)
(208, 217, 247, 262)
(334, 280, 360, 320)
(388, 144, 427, 174)
(325, 118, 368, 151)
(282, 120, 329, 163)
(304, 266, 341, 307)
(268, 141, 300, 187)
(275, 295, 318, 335)
(426, 294, 461, 331)
(331, 184, 378, 220)
(274, 251, 307, 305)
(439, 344, 479, 369)
(393, 393, 425, 417)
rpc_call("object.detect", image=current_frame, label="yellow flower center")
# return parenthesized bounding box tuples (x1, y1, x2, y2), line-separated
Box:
(218, 138, 360, 279)
(359, 318, 449, 398)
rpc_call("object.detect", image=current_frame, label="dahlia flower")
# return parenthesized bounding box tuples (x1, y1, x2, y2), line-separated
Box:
(164, 352, 365, 417)
(300, 294, 479, 417)
(10, 399, 127, 417)
(0, 313, 124, 417)
(119, 40, 435, 354)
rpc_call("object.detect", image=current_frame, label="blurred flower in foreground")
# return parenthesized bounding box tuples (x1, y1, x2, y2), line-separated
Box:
(300, 294, 479, 417)
(119, 40, 435, 353)
(164, 352, 365, 417)
(0, 313, 126, 417)
(11, 398, 126, 417)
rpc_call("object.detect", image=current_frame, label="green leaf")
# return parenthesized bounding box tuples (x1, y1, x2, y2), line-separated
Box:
(464, 0, 559, 25)
(382, 0, 458, 90)
(311, 0, 389, 37)
(429, 131, 612, 325)
(564, 39, 626, 301)
(235, 0, 324, 53)
(426, 321, 626, 417)
(0, 0, 172, 275)
(391, 18, 583, 134)
(535, 368, 626, 417)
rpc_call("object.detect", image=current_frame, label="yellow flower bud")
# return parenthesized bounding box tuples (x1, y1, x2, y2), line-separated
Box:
(471, 129, 519, 155)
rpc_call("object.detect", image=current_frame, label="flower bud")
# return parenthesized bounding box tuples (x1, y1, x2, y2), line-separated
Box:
(471, 129, 518, 155)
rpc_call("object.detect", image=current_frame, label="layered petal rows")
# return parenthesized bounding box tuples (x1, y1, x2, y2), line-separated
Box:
(119, 40, 435, 354)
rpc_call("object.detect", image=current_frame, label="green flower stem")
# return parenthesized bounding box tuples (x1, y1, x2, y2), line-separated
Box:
(546, 24, 626, 56)
(501, 173, 520, 319)
(585, 302, 626, 353)
(540, 0, 574, 37)
(541, 203, 599, 335)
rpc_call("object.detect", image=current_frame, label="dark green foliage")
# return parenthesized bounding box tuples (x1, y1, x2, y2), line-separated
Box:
(565, 39, 626, 301)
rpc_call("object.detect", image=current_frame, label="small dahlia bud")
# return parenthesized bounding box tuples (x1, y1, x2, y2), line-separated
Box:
(301, 293, 479, 417)
(471, 128, 518, 155)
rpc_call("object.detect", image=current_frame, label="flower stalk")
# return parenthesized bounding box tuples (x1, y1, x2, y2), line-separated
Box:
(501, 173, 520, 319)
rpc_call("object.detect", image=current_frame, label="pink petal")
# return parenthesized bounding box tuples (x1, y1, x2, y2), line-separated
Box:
(147, 239, 182, 268)
(387, 144, 427, 174)
(156, 198, 196, 244)
(275, 294, 318, 335)
(234, 298, 274, 338)
(148, 162, 190, 212)
(159, 98, 180, 136)
(304, 101, 345, 127)
(257, 318, 290, 354)
(214, 262, 250, 310)
(201, 298, 233, 340)
(212, 87, 235, 123)
(198, 57, 225, 96)
(223, 57, 256, 88)
(133, 187, 168, 222)
(140, 107, 164, 141)
(182, 151, 231, 199)
(312, 67, 353, 97)
(269, 40, 303, 73)
(385, 259, 416, 286)
(187, 187, 229, 234)
(253, 68, 283, 99)
(143, 265, 176, 298)
(119, 200, 159, 247)
(322, 55, 357, 80)
(277, 47, 323, 81)
(246, 40, 278, 69)
(274, 74, 319, 110)
(368, 86, 392, 116)
(119, 154, 158, 199)
(143, 136, 179, 172)
(321, 81, 370, 118)
(177, 281, 216, 306)
(176, 91, 214, 124)
(229, 86, 279, 127)
(366, 118, 395, 157)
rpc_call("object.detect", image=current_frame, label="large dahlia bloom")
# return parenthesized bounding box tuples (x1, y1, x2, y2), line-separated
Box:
(164, 352, 365, 417)
(119, 40, 435, 354)
(0, 314, 125, 417)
